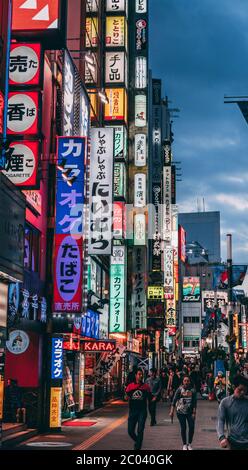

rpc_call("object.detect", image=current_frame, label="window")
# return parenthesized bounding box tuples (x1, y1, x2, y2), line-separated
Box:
(24, 225, 40, 273)
(183, 316, 200, 323)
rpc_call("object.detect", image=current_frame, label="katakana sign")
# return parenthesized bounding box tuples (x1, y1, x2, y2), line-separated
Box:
(110, 245, 126, 333)
(51, 337, 63, 379)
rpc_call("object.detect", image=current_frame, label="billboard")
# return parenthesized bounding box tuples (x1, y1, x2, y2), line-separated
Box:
(3, 140, 39, 187)
(212, 265, 247, 290)
(7, 91, 39, 135)
(132, 246, 147, 329)
(106, 16, 126, 47)
(178, 225, 186, 263)
(9, 43, 42, 86)
(182, 277, 201, 302)
(110, 245, 126, 333)
(88, 128, 114, 255)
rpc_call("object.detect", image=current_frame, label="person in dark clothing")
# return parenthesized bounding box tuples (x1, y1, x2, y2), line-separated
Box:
(167, 369, 181, 402)
(170, 375, 197, 450)
(126, 368, 153, 450)
(146, 368, 161, 425)
(217, 375, 248, 450)
(4, 379, 22, 423)
(126, 366, 138, 386)
(160, 369, 169, 402)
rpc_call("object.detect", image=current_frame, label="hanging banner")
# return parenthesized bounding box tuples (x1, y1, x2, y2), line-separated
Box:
(105, 52, 126, 84)
(163, 166, 171, 242)
(94, 343, 126, 385)
(134, 173, 146, 207)
(7, 91, 39, 135)
(106, 17, 126, 47)
(106, 0, 126, 11)
(88, 128, 114, 255)
(135, 57, 147, 89)
(164, 247, 174, 299)
(9, 43, 41, 86)
(3, 140, 39, 188)
(135, 94, 146, 127)
(49, 387, 62, 429)
(132, 246, 147, 329)
(55, 137, 85, 235)
(135, 133, 146, 166)
(110, 245, 126, 333)
(62, 51, 75, 136)
(105, 88, 126, 121)
(136, 0, 147, 13)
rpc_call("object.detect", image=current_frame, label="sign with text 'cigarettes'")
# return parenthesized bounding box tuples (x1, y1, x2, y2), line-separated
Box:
(3, 140, 39, 188)
(89, 128, 114, 255)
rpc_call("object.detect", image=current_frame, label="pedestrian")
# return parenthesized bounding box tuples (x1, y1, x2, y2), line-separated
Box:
(125, 368, 153, 450)
(217, 375, 248, 450)
(146, 368, 161, 425)
(170, 375, 197, 450)
(160, 369, 169, 402)
(242, 362, 248, 380)
(214, 371, 226, 403)
(126, 365, 138, 386)
(4, 379, 23, 423)
(167, 369, 180, 403)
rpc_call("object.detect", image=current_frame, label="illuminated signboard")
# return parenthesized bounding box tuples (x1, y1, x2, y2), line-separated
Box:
(110, 245, 126, 333)
(148, 286, 164, 300)
(7, 91, 39, 135)
(62, 51, 75, 136)
(0, 92, 4, 136)
(106, 17, 126, 47)
(105, 88, 126, 121)
(151, 183, 162, 271)
(136, 19, 147, 51)
(114, 162, 126, 198)
(179, 225, 186, 263)
(81, 310, 100, 339)
(51, 337, 63, 379)
(163, 166, 171, 242)
(164, 247, 174, 299)
(135, 94, 146, 127)
(113, 201, 124, 238)
(134, 213, 146, 245)
(136, 0, 147, 13)
(53, 234, 83, 313)
(9, 43, 42, 86)
(166, 299, 176, 336)
(112, 126, 127, 160)
(89, 128, 114, 255)
(12, 0, 60, 31)
(105, 52, 126, 84)
(134, 173, 146, 207)
(3, 140, 39, 187)
(86, 0, 99, 12)
(182, 277, 201, 302)
(135, 133, 146, 166)
(85, 17, 98, 48)
(81, 340, 116, 352)
(49, 387, 61, 428)
(132, 246, 147, 329)
(106, 0, 126, 11)
(135, 57, 147, 89)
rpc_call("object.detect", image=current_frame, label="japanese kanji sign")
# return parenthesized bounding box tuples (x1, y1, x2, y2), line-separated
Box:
(135, 133, 146, 166)
(110, 245, 126, 333)
(55, 137, 85, 236)
(105, 52, 126, 84)
(163, 166, 172, 242)
(166, 299, 176, 336)
(53, 234, 83, 313)
(3, 140, 39, 187)
(136, 0, 147, 13)
(164, 247, 174, 299)
(105, 88, 127, 121)
(49, 387, 62, 429)
(7, 91, 39, 135)
(12, 0, 60, 31)
(51, 337, 63, 379)
(106, 0, 126, 11)
(88, 128, 114, 255)
(134, 173, 146, 207)
(9, 43, 41, 86)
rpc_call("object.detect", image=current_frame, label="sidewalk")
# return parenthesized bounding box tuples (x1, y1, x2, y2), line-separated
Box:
(11, 398, 220, 451)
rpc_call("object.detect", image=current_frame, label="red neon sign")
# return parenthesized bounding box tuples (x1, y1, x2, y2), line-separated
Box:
(81, 341, 116, 353)
(9, 43, 41, 86)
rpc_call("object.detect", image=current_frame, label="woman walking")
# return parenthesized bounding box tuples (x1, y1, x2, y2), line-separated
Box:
(169, 375, 197, 450)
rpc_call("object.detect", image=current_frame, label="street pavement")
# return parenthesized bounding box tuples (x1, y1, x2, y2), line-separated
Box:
(12, 398, 221, 451)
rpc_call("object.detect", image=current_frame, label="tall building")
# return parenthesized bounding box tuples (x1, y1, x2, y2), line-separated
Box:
(178, 211, 221, 264)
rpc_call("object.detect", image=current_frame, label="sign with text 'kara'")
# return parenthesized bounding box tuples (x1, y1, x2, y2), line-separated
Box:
(81, 340, 116, 353)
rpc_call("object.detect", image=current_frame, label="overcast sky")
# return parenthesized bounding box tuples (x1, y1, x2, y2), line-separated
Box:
(150, 0, 248, 263)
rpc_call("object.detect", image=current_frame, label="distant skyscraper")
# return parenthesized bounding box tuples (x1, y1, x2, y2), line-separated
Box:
(178, 211, 221, 263)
